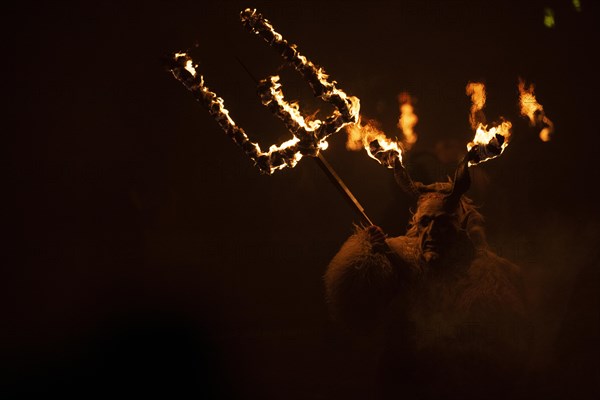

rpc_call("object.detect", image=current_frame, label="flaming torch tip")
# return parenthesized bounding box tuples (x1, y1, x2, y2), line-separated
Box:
(368, 139, 402, 169)
(466, 121, 512, 166)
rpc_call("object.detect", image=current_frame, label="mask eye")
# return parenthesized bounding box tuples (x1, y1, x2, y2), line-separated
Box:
(435, 215, 455, 232)
(419, 216, 431, 228)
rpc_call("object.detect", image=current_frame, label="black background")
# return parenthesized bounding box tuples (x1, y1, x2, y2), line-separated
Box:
(6, 0, 600, 398)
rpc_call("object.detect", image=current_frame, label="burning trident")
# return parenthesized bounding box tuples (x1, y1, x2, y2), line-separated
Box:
(166, 9, 524, 226)
(166, 8, 375, 225)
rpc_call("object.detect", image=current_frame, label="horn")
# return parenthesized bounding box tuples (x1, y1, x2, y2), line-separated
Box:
(445, 152, 471, 210)
(393, 157, 421, 199)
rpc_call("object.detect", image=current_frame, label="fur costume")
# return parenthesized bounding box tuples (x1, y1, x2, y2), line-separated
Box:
(325, 159, 530, 399)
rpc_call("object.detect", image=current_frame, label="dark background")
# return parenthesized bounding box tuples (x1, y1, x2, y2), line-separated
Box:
(6, 0, 599, 398)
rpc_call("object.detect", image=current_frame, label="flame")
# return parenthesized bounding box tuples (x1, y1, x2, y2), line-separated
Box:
(259, 76, 323, 172)
(256, 74, 359, 172)
(467, 121, 512, 166)
(466, 82, 487, 130)
(266, 136, 303, 172)
(538, 127, 552, 142)
(518, 78, 554, 142)
(239, 8, 360, 172)
(518, 80, 542, 121)
(172, 10, 534, 175)
(346, 117, 403, 167)
(169, 10, 361, 175)
(464, 81, 512, 165)
(240, 8, 360, 133)
(468, 122, 512, 150)
(397, 92, 418, 150)
(170, 52, 294, 174)
(174, 53, 198, 76)
(264, 76, 322, 132)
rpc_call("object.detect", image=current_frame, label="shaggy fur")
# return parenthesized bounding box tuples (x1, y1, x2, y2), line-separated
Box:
(326, 227, 407, 329)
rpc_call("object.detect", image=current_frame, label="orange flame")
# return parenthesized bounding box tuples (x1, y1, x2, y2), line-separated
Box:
(467, 121, 512, 166)
(464, 81, 512, 165)
(260, 75, 330, 172)
(397, 92, 418, 150)
(346, 117, 403, 167)
(518, 79, 554, 142)
(466, 82, 487, 130)
(175, 52, 198, 76)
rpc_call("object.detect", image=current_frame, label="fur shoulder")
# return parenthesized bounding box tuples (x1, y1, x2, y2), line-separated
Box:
(460, 249, 525, 315)
(385, 235, 421, 266)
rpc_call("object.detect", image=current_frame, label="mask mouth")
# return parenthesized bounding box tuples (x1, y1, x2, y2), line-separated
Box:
(422, 240, 440, 252)
(422, 249, 440, 264)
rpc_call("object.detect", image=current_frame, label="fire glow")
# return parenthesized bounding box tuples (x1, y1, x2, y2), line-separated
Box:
(397, 92, 418, 150)
(166, 9, 557, 230)
(344, 92, 416, 168)
(466, 82, 487, 130)
(346, 118, 403, 168)
(518, 78, 554, 142)
(467, 121, 512, 166)
(169, 9, 551, 177)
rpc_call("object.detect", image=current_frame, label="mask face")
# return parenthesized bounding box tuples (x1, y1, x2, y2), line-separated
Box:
(414, 195, 460, 264)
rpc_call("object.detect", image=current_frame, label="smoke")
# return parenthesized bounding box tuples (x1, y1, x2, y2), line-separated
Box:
(489, 207, 600, 397)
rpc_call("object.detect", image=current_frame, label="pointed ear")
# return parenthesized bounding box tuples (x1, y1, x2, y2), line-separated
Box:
(393, 157, 421, 200)
(445, 153, 471, 210)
